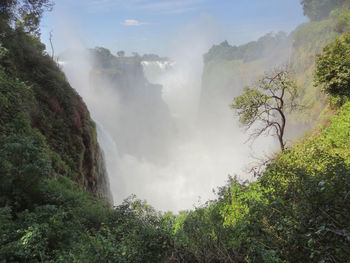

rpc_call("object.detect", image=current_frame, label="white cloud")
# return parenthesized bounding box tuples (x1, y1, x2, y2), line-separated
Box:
(85, 0, 206, 14)
(122, 19, 148, 26)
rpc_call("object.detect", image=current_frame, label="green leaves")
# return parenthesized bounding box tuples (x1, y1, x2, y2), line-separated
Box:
(1, 0, 54, 36)
(232, 87, 268, 126)
(315, 32, 350, 105)
(203, 32, 290, 63)
(231, 66, 299, 151)
(0, 134, 52, 209)
(301, 0, 345, 21)
(171, 101, 350, 262)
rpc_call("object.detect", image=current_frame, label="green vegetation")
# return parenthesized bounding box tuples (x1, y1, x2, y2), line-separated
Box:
(332, 8, 350, 33)
(1, 1, 350, 262)
(163, 33, 350, 261)
(1, 0, 53, 36)
(315, 32, 350, 106)
(231, 66, 299, 151)
(0, 3, 169, 262)
(166, 99, 350, 262)
(0, 6, 111, 199)
(141, 53, 168, 62)
(201, 1, 350, 129)
(204, 32, 290, 63)
(301, 0, 346, 21)
(291, 1, 350, 120)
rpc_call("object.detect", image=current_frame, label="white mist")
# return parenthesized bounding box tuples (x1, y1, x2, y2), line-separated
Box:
(57, 15, 278, 212)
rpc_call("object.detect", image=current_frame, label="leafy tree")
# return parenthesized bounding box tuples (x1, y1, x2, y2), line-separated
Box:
(315, 32, 350, 106)
(231, 66, 300, 151)
(332, 8, 350, 33)
(0, 134, 51, 210)
(203, 32, 290, 63)
(0, 0, 53, 35)
(141, 53, 168, 61)
(132, 52, 140, 58)
(301, 0, 345, 21)
(0, 43, 8, 59)
(117, 50, 125, 57)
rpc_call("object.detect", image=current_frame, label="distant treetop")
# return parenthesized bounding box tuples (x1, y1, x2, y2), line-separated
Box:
(301, 0, 346, 21)
(203, 32, 291, 64)
(141, 53, 168, 62)
(315, 32, 350, 106)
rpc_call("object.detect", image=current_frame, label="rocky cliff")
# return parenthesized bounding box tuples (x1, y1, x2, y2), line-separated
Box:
(87, 48, 176, 164)
(0, 20, 112, 202)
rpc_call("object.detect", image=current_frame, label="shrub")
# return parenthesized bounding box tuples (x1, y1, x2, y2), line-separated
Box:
(315, 33, 350, 105)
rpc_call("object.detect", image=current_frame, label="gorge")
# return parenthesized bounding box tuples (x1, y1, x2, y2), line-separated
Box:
(1, 0, 349, 262)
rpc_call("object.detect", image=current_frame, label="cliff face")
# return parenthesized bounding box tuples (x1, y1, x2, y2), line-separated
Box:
(0, 21, 112, 202)
(199, 9, 350, 129)
(87, 48, 176, 164)
(198, 33, 292, 130)
(32, 76, 112, 201)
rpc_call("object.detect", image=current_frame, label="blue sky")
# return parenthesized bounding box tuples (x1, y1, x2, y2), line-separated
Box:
(40, 0, 308, 56)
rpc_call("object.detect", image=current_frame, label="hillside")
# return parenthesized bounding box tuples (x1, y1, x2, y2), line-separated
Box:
(164, 99, 350, 262)
(198, 32, 292, 128)
(0, 0, 350, 262)
(0, 19, 112, 202)
(199, 3, 350, 134)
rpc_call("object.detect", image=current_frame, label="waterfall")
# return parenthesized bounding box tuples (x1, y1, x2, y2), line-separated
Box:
(60, 44, 275, 212)
(95, 121, 122, 204)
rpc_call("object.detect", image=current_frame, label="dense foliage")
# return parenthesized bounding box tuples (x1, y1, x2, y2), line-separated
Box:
(301, 0, 346, 21)
(166, 100, 350, 262)
(0, 0, 53, 36)
(0, 16, 112, 199)
(315, 32, 350, 105)
(1, 1, 350, 262)
(141, 53, 168, 62)
(0, 10, 169, 262)
(203, 32, 290, 63)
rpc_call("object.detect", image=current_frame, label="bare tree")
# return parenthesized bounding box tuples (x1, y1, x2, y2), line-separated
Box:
(49, 30, 54, 59)
(231, 65, 300, 151)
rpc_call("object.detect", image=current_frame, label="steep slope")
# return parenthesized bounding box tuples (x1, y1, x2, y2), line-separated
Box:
(163, 5, 350, 262)
(1, 1, 350, 262)
(198, 33, 292, 126)
(88, 48, 176, 163)
(0, 21, 112, 202)
(167, 100, 350, 263)
(199, 5, 350, 133)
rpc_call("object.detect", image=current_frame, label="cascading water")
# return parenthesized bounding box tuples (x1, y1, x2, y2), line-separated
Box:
(138, 58, 260, 210)
(58, 16, 282, 211)
(59, 44, 272, 211)
(95, 121, 122, 201)
(141, 60, 174, 84)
